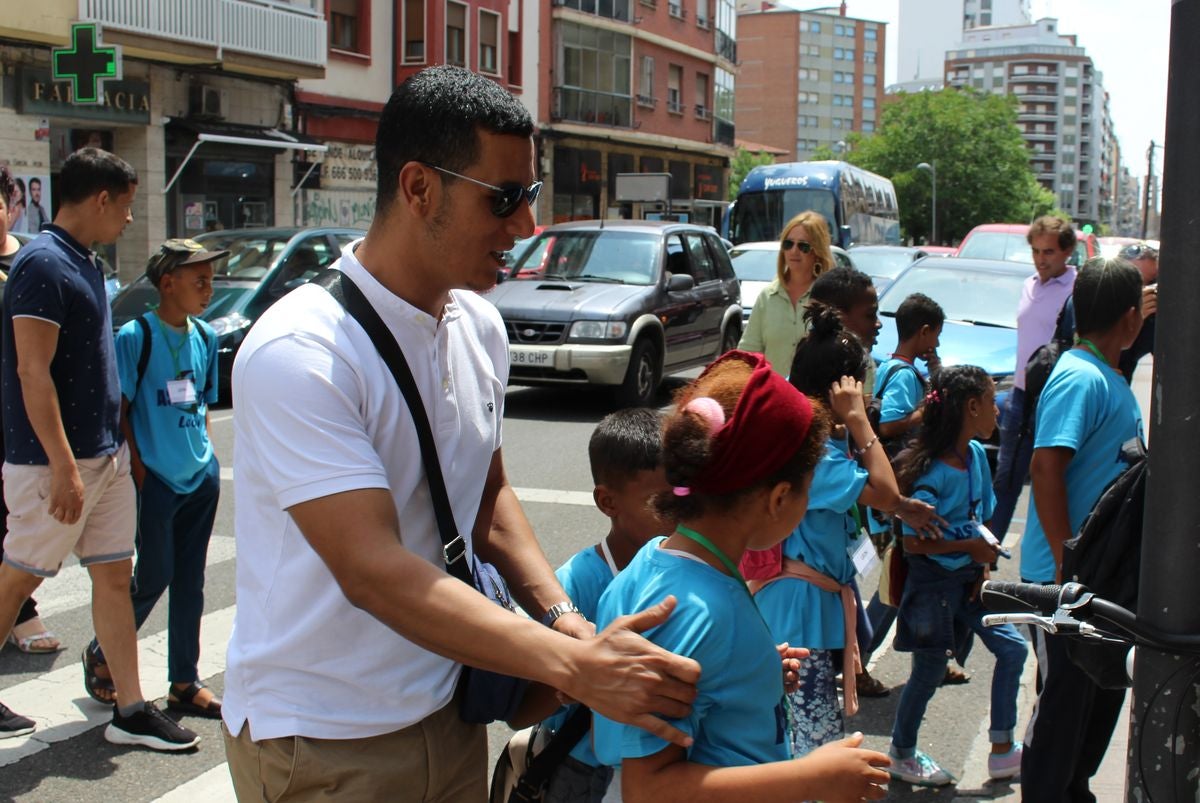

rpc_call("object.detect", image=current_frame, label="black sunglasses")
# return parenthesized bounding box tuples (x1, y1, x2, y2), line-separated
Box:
(423, 163, 542, 218)
(781, 239, 813, 254)
(1119, 243, 1159, 261)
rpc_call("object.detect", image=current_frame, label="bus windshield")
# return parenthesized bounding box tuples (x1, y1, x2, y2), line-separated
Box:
(729, 189, 838, 243)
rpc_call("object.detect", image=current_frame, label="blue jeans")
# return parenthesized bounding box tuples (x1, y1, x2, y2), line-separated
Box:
(92, 459, 220, 682)
(891, 590, 1027, 755)
(865, 590, 896, 660)
(992, 387, 1034, 542)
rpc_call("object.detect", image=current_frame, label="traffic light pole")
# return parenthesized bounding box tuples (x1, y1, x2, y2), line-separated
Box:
(1128, 1, 1200, 800)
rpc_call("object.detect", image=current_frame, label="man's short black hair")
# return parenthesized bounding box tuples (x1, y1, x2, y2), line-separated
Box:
(1074, 256, 1143, 335)
(809, 266, 875, 313)
(375, 66, 534, 214)
(588, 408, 663, 487)
(895, 293, 945, 341)
(29, 177, 41, 190)
(58, 148, 137, 205)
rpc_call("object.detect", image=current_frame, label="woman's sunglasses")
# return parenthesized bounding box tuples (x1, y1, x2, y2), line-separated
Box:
(422, 163, 543, 218)
(781, 239, 813, 254)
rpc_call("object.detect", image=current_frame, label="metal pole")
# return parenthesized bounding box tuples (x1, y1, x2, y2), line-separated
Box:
(1141, 141, 1156, 240)
(1129, 1, 1200, 800)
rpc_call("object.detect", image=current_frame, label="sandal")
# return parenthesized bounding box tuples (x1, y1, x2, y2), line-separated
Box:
(943, 665, 971, 685)
(167, 681, 223, 719)
(8, 619, 64, 654)
(81, 646, 117, 705)
(856, 669, 891, 698)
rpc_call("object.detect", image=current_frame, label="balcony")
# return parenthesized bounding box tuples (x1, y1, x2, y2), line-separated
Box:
(666, 97, 684, 114)
(79, 0, 326, 69)
(636, 94, 657, 108)
(552, 86, 633, 127)
(694, 104, 712, 121)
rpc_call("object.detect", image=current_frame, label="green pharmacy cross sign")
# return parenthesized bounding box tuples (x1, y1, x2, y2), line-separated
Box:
(52, 23, 123, 105)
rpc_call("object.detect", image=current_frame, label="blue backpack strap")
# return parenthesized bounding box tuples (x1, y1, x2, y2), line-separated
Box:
(130, 313, 152, 409)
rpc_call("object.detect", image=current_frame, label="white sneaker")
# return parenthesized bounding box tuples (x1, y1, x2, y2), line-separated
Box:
(988, 742, 1023, 780)
(889, 749, 955, 787)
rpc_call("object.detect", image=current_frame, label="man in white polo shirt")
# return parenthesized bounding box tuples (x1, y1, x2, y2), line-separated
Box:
(221, 66, 700, 801)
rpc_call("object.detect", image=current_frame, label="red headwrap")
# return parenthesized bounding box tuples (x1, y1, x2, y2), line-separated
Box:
(685, 350, 815, 496)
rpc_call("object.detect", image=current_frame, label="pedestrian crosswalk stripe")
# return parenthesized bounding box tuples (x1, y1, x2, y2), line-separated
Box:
(0, 606, 235, 768)
(150, 764, 236, 802)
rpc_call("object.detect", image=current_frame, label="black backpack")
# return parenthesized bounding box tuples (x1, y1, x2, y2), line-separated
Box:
(1020, 299, 1075, 438)
(1060, 438, 1147, 690)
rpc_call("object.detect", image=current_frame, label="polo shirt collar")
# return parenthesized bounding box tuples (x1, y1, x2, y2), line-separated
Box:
(43, 225, 95, 264)
(1041, 266, 1076, 287)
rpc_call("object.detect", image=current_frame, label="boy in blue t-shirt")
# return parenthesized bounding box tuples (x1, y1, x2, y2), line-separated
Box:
(874, 292, 943, 444)
(510, 408, 670, 803)
(86, 239, 226, 719)
(1020, 257, 1146, 803)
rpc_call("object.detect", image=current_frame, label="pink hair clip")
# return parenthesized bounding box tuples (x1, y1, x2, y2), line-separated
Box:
(672, 486, 692, 497)
(683, 396, 726, 434)
(925, 389, 942, 405)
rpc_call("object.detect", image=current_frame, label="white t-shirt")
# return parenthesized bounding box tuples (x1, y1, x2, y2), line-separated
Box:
(221, 243, 508, 741)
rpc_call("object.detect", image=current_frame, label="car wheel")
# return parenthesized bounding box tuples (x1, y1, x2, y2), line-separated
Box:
(615, 338, 661, 408)
(717, 323, 740, 358)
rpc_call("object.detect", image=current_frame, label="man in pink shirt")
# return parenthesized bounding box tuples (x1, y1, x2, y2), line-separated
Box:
(991, 217, 1077, 542)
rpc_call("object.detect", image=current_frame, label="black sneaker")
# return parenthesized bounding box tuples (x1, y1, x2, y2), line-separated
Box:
(0, 702, 35, 739)
(105, 702, 200, 751)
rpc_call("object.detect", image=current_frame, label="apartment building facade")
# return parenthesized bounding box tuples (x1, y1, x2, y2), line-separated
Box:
(1, 1, 329, 276)
(535, 0, 736, 226)
(945, 17, 1117, 227)
(735, 3, 885, 161)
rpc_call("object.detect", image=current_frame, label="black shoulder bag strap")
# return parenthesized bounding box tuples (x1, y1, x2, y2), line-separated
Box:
(131, 313, 153, 409)
(312, 269, 473, 585)
(509, 706, 594, 803)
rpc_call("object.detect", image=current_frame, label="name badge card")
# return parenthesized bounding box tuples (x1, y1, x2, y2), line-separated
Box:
(849, 533, 879, 578)
(167, 378, 197, 405)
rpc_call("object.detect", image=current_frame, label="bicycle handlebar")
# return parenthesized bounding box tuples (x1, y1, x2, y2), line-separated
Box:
(979, 581, 1084, 616)
(982, 580, 1200, 654)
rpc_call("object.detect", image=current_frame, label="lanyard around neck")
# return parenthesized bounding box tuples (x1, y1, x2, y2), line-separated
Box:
(1075, 336, 1108, 366)
(152, 312, 192, 378)
(674, 525, 750, 595)
(598, 537, 620, 578)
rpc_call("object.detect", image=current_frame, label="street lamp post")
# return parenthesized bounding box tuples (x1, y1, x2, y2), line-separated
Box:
(917, 161, 937, 245)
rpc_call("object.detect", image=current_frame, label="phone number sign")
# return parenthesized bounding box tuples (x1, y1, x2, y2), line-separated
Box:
(320, 143, 377, 190)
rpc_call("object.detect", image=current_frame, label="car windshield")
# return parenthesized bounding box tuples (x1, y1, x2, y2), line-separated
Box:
(957, 232, 1032, 264)
(881, 265, 1024, 329)
(111, 275, 257, 327)
(850, 249, 915, 281)
(195, 233, 295, 278)
(513, 231, 659, 285)
(729, 248, 777, 282)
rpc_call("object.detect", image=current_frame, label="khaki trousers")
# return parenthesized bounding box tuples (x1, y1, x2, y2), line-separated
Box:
(223, 697, 487, 802)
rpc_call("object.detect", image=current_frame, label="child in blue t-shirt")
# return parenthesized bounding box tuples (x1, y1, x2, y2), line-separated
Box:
(874, 293, 944, 445)
(84, 239, 225, 718)
(756, 303, 939, 758)
(887, 365, 1027, 787)
(1020, 257, 1146, 803)
(592, 350, 891, 803)
(509, 407, 671, 803)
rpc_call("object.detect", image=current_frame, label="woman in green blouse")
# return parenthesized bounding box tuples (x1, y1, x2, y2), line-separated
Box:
(739, 210, 836, 375)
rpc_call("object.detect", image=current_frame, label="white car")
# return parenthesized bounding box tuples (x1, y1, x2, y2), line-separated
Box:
(728, 241, 854, 325)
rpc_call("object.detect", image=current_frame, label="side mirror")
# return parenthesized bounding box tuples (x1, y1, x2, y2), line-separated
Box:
(840, 225, 853, 247)
(667, 273, 695, 292)
(496, 268, 507, 285)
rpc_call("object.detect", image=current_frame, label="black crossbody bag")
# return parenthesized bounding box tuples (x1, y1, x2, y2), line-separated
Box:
(314, 269, 529, 724)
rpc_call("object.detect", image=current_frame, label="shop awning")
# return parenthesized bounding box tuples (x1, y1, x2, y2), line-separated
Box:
(162, 119, 328, 195)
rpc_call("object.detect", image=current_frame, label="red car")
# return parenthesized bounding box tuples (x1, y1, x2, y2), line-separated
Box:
(957, 222, 1096, 266)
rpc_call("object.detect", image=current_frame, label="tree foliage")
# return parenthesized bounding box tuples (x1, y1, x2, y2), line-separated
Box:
(728, 147, 776, 201)
(846, 89, 1063, 244)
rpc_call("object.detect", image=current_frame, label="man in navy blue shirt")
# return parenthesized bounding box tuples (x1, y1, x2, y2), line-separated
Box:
(0, 149, 199, 751)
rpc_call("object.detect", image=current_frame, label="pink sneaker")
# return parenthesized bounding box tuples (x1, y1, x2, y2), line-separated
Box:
(988, 742, 1023, 780)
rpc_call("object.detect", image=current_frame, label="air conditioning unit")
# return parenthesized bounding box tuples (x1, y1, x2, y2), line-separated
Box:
(189, 84, 227, 120)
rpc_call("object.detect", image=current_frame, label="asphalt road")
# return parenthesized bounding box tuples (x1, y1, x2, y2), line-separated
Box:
(0, 356, 1152, 801)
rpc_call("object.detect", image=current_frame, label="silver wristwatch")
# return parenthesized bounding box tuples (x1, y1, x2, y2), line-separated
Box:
(541, 601, 582, 627)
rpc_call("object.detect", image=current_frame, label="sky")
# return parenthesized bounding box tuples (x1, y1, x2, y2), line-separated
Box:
(790, 0, 1172, 183)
